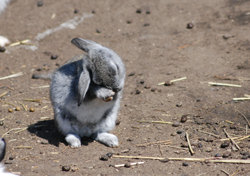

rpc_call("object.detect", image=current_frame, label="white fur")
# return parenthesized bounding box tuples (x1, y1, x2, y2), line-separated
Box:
(0, 0, 11, 47)
(0, 164, 18, 176)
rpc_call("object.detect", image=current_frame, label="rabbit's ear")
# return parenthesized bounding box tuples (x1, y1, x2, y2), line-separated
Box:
(78, 70, 90, 106)
(71, 38, 98, 53)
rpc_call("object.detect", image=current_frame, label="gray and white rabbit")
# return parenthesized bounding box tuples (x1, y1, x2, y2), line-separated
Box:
(47, 38, 125, 148)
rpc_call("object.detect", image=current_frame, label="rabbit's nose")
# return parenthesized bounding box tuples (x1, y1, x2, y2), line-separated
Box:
(113, 87, 122, 93)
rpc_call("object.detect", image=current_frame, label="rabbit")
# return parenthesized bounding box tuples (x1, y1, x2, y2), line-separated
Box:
(0, 0, 11, 47)
(0, 138, 19, 176)
(46, 38, 126, 148)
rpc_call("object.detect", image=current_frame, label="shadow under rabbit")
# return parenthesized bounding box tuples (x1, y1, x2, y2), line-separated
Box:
(27, 120, 94, 147)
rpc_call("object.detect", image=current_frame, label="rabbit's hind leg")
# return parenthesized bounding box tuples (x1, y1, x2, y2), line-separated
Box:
(95, 132, 118, 147)
(65, 133, 81, 148)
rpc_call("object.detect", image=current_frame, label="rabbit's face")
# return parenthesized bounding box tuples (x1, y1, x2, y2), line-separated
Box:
(90, 48, 125, 92)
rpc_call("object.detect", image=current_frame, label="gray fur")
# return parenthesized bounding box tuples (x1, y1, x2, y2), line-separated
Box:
(50, 38, 125, 147)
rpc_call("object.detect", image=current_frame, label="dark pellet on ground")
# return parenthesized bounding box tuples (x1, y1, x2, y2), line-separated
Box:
(146, 10, 151, 14)
(9, 156, 15, 160)
(221, 142, 230, 148)
(182, 162, 189, 166)
(144, 23, 150, 26)
(74, 9, 79, 13)
(92, 10, 96, 13)
(127, 20, 132, 24)
(62, 166, 71, 171)
(128, 72, 135, 76)
(197, 143, 203, 148)
(51, 55, 58, 60)
(96, 29, 101, 33)
(222, 152, 231, 158)
(177, 130, 184, 134)
(0, 47, 6, 52)
(151, 88, 157, 92)
(187, 23, 194, 29)
(180, 115, 187, 123)
(136, 9, 142, 13)
(135, 89, 142, 94)
(140, 80, 145, 84)
(37, 1, 43, 7)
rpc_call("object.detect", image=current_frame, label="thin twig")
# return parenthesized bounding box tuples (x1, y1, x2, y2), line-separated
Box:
(23, 99, 41, 102)
(136, 140, 172, 147)
(2, 128, 22, 137)
(0, 91, 8, 98)
(112, 155, 250, 163)
(208, 82, 241, 87)
(137, 120, 173, 125)
(114, 161, 144, 168)
(158, 77, 187, 85)
(198, 129, 221, 138)
(30, 85, 50, 89)
(221, 169, 230, 176)
(186, 132, 195, 155)
(233, 97, 250, 101)
(223, 129, 241, 150)
(18, 101, 27, 111)
(0, 101, 17, 107)
(0, 72, 23, 81)
(236, 110, 250, 128)
(13, 145, 33, 149)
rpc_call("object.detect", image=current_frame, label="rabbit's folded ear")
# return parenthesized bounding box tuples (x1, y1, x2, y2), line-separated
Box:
(78, 70, 90, 106)
(71, 38, 98, 53)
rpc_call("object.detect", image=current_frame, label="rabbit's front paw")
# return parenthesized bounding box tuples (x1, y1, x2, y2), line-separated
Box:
(95, 133, 119, 147)
(65, 134, 81, 148)
(96, 88, 115, 101)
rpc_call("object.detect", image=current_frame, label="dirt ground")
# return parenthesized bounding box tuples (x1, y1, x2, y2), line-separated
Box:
(1, 0, 250, 175)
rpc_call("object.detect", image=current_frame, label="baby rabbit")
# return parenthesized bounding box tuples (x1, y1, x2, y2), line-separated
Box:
(49, 38, 126, 148)
(0, 138, 18, 176)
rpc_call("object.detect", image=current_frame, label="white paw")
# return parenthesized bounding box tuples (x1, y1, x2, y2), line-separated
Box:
(0, 36, 10, 47)
(65, 134, 81, 148)
(95, 133, 119, 147)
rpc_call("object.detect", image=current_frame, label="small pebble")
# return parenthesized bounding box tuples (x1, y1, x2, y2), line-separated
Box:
(16, 120, 21, 124)
(197, 143, 203, 148)
(96, 29, 101, 33)
(164, 81, 172, 86)
(144, 23, 150, 26)
(151, 88, 157, 92)
(0, 47, 6, 52)
(124, 163, 131, 168)
(8, 108, 13, 113)
(222, 152, 231, 158)
(172, 121, 180, 127)
(136, 9, 142, 13)
(144, 85, 151, 89)
(171, 132, 177, 136)
(242, 155, 249, 159)
(37, 1, 43, 7)
(180, 115, 187, 123)
(9, 156, 15, 160)
(176, 103, 182, 107)
(221, 142, 230, 148)
(30, 107, 35, 112)
(115, 120, 121, 126)
(214, 153, 222, 157)
(51, 55, 58, 60)
(159, 158, 169, 163)
(205, 147, 213, 152)
(182, 162, 189, 166)
(62, 166, 71, 171)
(106, 153, 113, 158)
(230, 125, 236, 129)
(92, 10, 96, 14)
(187, 23, 194, 29)
(100, 155, 109, 161)
(74, 9, 79, 14)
